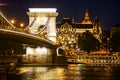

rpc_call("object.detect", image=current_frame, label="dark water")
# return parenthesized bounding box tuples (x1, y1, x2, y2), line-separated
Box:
(5, 64, 120, 80)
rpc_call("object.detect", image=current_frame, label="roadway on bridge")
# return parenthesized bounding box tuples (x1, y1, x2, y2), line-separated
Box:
(0, 29, 58, 48)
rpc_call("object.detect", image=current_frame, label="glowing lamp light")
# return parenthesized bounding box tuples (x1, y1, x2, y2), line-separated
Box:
(22, 54, 26, 57)
(20, 23, 24, 27)
(11, 20, 15, 24)
(29, 8, 57, 12)
(26, 47, 33, 54)
(41, 47, 47, 54)
(36, 47, 41, 53)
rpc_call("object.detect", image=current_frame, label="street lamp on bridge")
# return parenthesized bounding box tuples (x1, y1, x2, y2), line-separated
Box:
(20, 23, 24, 28)
(10, 19, 15, 24)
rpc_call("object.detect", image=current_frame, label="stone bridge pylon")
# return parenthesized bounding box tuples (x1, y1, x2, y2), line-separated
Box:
(26, 8, 58, 42)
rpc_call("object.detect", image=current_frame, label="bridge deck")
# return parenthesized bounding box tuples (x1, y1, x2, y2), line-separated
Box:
(0, 29, 58, 48)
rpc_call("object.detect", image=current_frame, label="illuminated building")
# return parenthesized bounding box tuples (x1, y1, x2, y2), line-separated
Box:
(25, 9, 102, 50)
(56, 9, 103, 50)
(26, 9, 102, 50)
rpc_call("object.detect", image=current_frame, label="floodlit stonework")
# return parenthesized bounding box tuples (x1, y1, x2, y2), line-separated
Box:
(27, 8, 58, 42)
(56, 9, 103, 50)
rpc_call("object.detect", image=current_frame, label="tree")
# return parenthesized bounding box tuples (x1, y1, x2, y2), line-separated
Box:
(78, 30, 100, 54)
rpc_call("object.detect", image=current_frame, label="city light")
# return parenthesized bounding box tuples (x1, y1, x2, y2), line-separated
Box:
(35, 47, 47, 54)
(20, 23, 24, 27)
(41, 47, 47, 54)
(10, 19, 15, 24)
(26, 47, 34, 54)
(36, 47, 41, 53)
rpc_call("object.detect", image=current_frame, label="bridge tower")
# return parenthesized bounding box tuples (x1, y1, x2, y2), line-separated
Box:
(27, 8, 58, 42)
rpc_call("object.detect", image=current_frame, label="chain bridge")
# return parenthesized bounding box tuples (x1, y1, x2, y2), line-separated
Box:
(0, 9, 58, 48)
(0, 8, 66, 64)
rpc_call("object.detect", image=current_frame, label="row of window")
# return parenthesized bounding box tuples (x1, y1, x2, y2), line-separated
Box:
(78, 56, 117, 60)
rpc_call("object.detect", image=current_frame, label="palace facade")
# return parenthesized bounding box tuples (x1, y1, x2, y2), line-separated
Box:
(56, 9, 103, 50)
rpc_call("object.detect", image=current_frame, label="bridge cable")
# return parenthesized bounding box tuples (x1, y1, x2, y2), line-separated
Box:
(36, 17, 50, 34)
(0, 9, 16, 28)
(24, 17, 36, 31)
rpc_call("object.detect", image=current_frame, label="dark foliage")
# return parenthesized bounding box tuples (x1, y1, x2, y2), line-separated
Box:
(110, 32, 120, 52)
(78, 30, 100, 54)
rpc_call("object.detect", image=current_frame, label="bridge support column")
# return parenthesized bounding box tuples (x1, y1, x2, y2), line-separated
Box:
(22, 47, 55, 64)
(27, 8, 58, 42)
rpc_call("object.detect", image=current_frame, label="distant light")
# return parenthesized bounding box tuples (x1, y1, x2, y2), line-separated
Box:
(36, 47, 41, 53)
(42, 47, 47, 54)
(26, 47, 33, 54)
(11, 20, 15, 24)
(0, 3, 7, 6)
(22, 54, 26, 57)
(29, 8, 57, 12)
(20, 23, 24, 27)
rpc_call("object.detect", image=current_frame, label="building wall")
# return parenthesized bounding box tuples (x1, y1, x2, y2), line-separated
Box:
(56, 17, 102, 50)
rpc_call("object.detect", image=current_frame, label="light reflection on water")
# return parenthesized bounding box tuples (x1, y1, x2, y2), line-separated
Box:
(9, 64, 120, 80)
(18, 66, 67, 80)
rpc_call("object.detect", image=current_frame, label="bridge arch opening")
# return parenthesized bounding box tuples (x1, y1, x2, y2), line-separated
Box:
(27, 8, 58, 42)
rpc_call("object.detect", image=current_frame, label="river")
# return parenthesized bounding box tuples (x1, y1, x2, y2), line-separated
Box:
(5, 64, 120, 80)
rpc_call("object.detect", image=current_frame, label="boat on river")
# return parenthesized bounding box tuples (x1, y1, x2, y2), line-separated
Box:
(67, 56, 86, 64)
(67, 54, 120, 65)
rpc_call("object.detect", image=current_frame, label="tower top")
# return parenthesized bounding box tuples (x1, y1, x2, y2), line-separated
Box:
(82, 9, 92, 24)
(29, 8, 57, 12)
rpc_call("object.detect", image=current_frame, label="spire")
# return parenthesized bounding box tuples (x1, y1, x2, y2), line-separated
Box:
(84, 9, 89, 20)
(94, 16, 100, 25)
(94, 16, 99, 22)
(82, 9, 92, 24)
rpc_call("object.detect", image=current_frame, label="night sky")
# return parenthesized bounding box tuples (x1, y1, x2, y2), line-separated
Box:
(0, 0, 120, 31)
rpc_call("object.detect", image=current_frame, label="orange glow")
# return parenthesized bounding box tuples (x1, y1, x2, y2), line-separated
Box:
(11, 19, 15, 24)
(20, 23, 24, 27)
